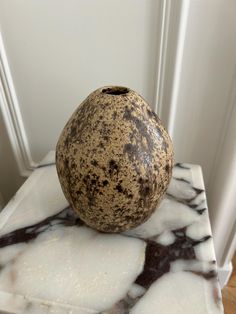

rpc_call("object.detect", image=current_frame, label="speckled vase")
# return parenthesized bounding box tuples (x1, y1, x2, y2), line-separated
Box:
(56, 86, 173, 233)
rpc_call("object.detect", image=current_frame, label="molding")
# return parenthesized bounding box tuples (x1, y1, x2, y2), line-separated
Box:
(222, 220, 236, 267)
(0, 32, 37, 177)
(166, 0, 189, 137)
(153, 0, 190, 138)
(153, 0, 171, 116)
(218, 262, 233, 289)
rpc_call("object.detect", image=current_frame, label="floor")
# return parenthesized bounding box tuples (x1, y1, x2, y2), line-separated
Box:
(222, 253, 236, 313)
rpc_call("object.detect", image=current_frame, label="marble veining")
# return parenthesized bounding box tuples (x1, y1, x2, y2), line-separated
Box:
(0, 152, 223, 313)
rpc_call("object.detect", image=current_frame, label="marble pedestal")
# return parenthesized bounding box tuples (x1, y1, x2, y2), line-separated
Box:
(0, 152, 223, 313)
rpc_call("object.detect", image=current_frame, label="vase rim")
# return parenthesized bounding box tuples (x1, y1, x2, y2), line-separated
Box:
(101, 86, 130, 96)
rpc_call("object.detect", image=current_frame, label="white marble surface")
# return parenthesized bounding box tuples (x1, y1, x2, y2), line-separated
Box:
(0, 152, 223, 313)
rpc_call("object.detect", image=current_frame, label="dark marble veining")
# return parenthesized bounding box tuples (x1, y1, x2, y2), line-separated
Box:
(135, 229, 213, 290)
(0, 159, 223, 313)
(0, 206, 82, 248)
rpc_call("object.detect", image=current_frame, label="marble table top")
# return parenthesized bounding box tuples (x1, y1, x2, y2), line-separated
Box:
(0, 152, 223, 313)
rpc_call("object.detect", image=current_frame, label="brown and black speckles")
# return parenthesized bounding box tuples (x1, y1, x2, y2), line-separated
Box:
(76, 190, 83, 196)
(123, 143, 138, 161)
(138, 177, 152, 208)
(146, 108, 154, 119)
(123, 105, 134, 120)
(116, 184, 123, 193)
(123, 106, 154, 155)
(108, 159, 119, 176)
(102, 179, 109, 186)
(165, 164, 170, 173)
(64, 136, 70, 148)
(140, 186, 151, 198)
(161, 140, 168, 153)
(91, 159, 98, 167)
(98, 142, 105, 149)
(135, 227, 214, 289)
(146, 108, 160, 124)
(70, 126, 77, 138)
(154, 164, 159, 172)
(112, 111, 117, 120)
(56, 86, 173, 233)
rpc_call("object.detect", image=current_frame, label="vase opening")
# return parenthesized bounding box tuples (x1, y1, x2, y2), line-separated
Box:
(102, 87, 129, 96)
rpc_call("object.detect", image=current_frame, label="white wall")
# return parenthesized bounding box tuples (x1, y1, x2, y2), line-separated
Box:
(0, 0, 161, 163)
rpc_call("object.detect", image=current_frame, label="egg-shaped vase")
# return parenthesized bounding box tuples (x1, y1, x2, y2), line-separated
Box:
(56, 86, 173, 233)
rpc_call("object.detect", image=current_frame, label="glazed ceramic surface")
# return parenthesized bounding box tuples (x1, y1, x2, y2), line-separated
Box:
(56, 86, 173, 232)
(0, 152, 223, 313)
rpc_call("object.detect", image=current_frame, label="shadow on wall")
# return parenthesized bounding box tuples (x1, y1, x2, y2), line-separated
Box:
(0, 111, 25, 208)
